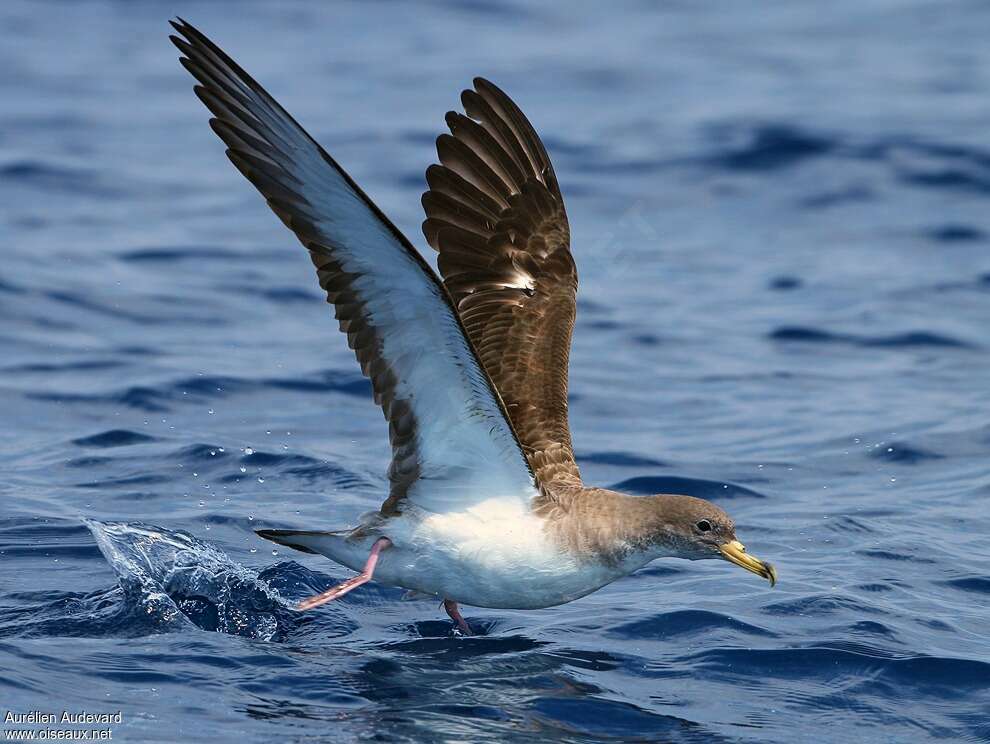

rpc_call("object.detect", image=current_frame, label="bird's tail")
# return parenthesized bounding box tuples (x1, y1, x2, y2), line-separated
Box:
(256, 528, 354, 555)
(256, 528, 369, 572)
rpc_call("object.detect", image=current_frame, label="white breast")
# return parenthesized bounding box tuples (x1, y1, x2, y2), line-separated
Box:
(369, 498, 634, 609)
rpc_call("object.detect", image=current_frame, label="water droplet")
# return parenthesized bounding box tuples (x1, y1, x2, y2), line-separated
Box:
(244, 447, 254, 456)
(198, 500, 205, 507)
(210, 450, 216, 456)
(271, 550, 279, 556)
(208, 409, 215, 415)
(890, 477, 897, 483)
(249, 547, 257, 554)
(239, 466, 247, 473)
(257, 477, 265, 483)
(248, 514, 255, 522)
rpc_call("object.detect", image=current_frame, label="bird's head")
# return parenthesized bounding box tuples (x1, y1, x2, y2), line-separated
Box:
(645, 494, 777, 586)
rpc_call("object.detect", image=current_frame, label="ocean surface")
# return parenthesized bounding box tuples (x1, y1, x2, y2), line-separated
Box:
(2, 1, 990, 741)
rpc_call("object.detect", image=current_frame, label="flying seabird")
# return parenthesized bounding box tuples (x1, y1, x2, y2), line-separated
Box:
(170, 19, 777, 635)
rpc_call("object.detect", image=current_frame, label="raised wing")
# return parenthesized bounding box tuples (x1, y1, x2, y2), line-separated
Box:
(170, 20, 537, 515)
(422, 79, 580, 489)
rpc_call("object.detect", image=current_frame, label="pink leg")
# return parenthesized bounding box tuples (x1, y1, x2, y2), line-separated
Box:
(296, 537, 392, 611)
(443, 599, 473, 636)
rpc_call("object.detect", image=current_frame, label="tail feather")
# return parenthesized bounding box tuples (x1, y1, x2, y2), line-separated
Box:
(256, 529, 345, 555)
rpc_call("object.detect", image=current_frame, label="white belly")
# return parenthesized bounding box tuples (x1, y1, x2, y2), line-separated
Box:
(364, 500, 632, 609)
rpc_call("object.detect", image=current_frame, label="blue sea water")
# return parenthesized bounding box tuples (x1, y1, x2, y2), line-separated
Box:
(2, 0, 990, 741)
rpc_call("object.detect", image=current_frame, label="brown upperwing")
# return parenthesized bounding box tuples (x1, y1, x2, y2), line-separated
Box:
(422, 78, 580, 489)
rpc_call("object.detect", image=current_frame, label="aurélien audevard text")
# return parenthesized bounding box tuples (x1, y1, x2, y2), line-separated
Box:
(5, 710, 123, 724)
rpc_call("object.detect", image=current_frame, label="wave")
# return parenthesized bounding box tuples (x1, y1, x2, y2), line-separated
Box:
(82, 520, 291, 641)
(612, 475, 766, 499)
(768, 326, 975, 349)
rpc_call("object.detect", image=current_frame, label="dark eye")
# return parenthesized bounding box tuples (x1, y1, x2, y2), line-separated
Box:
(696, 519, 712, 533)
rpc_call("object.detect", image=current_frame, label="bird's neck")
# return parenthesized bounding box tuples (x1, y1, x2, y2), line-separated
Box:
(542, 487, 669, 568)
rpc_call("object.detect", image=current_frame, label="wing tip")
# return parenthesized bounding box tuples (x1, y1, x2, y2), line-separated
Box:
(169, 16, 195, 41)
(168, 18, 204, 62)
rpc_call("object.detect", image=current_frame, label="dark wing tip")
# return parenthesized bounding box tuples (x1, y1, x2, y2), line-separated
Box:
(169, 19, 202, 61)
(171, 16, 203, 41)
(169, 17, 195, 41)
(472, 77, 514, 106)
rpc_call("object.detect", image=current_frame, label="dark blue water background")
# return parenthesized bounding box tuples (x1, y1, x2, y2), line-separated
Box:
(2, 1, 990, 741)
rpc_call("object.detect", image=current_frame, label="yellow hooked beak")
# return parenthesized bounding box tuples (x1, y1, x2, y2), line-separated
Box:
(719, 540, 777, 587)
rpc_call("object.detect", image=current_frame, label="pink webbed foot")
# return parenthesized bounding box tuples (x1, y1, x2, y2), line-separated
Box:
(296, 537, 392, 611)
(443, 599, 473, 636)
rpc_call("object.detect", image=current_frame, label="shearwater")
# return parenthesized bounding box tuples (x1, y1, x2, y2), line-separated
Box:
(170, 18, 777, 635)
